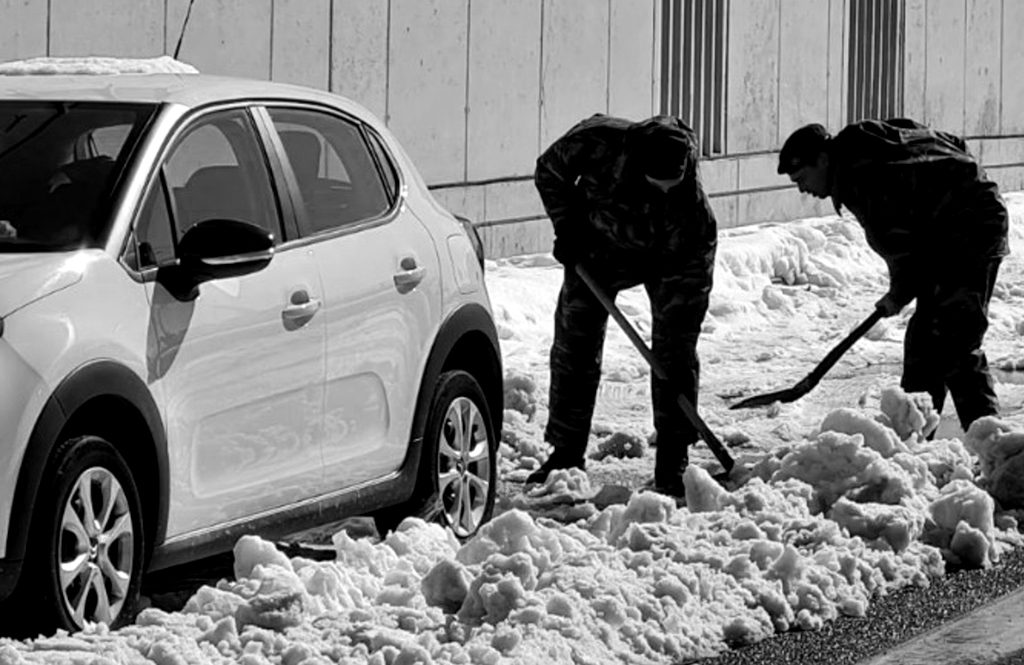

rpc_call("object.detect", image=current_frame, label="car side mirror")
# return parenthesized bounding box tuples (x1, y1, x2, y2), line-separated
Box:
(158, 219, 274, 300)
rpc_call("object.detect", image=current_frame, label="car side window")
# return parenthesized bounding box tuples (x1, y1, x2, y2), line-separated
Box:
(366, 130, 399, 203)
(162, 109, 282, 241)
(130, 173, 176, 269)
(267, 108, 390, 235)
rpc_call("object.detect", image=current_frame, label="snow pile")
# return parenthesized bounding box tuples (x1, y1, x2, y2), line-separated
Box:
(4, 394, 1021, 664)
(0, 56, 198, 76)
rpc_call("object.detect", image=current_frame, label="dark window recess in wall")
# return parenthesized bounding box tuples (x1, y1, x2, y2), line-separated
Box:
(847, 0, 905, 123)
(659, 0, 728, 158)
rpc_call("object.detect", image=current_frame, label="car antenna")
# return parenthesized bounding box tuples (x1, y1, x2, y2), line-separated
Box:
(173, 0, 198, 60)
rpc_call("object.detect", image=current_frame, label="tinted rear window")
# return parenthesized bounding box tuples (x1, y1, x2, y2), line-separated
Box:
(0, 101, 156, 251)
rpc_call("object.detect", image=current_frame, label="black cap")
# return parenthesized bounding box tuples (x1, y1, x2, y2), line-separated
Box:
(638, 129, 691, 180)
(777, 123, 830, 174)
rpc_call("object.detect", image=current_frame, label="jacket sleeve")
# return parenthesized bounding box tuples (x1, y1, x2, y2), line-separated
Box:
(534, 121, 596, 236)
(843, 166, 920, 306)
(672, 172, 717, 332)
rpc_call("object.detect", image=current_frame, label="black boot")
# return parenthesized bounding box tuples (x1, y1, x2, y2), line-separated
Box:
(525, 447, 585, 485)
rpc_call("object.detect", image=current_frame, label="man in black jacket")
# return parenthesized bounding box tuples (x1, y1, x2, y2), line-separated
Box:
(528, 114, 717, 496)
(778, 118, 1009, 431)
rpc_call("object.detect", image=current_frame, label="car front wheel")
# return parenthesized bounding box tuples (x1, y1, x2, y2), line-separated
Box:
(24, 435, 145, 632)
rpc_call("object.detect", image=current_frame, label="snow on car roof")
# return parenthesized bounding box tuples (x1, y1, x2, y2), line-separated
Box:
(0, 55, 199, 76)
(0, 56, 371, 120)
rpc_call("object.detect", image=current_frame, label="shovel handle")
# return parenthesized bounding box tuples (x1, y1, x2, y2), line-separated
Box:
(574, 264, 734, 473)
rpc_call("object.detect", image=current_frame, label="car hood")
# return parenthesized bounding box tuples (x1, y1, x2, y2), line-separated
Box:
(0, 251, 97, 317)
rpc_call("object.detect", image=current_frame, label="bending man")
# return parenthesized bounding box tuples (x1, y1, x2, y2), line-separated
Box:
(778, 118, 1009, 431)
(529, 114, 717, 497)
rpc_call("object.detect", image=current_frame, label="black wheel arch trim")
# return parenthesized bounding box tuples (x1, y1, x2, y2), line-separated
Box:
(1, 361, 168, 600)
(414, 302, 502, 448)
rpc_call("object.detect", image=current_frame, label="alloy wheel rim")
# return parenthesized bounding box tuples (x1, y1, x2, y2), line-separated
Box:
(58, 466, 134, 627)
(437, 396, 491, 537)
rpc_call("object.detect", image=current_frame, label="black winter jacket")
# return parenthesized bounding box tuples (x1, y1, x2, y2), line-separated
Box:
(534, 114, 717, 280)
(829, 118, 1009, 302)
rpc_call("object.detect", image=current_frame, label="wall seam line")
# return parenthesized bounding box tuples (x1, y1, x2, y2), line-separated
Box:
(385, 0, 392, 125)
(327, 0, 334, 91)
(538, 0, 545, 158)
(606, 0, 612, 113)
(269, 0, 276, 81)
(961, 0, 967, 134)
(46, 0, 52, 56)
(999, 0, 1004, 134)
(775, 0, 781, 147)
(464, 0, 471, 183)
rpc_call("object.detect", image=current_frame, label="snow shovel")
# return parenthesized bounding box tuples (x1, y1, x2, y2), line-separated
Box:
(729, 308, 884, 410)
(575, 264, 735, 476)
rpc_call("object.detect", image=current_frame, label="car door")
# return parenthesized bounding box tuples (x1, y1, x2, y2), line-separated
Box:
(260, 105, 440, 491)
(133, 107, 326, 537)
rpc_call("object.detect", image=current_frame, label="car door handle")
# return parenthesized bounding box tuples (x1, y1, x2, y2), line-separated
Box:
(393, 257, 426, 290)
(282, 291, 322, 323)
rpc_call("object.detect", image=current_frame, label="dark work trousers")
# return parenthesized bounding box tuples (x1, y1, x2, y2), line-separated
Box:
(900, 258, 1002, 430)
(544, 262, 706, 485)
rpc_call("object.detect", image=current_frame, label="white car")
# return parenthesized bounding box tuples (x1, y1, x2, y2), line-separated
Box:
(0, 66, 502, 633)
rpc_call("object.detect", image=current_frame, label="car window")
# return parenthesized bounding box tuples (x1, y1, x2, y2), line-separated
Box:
(162, 109, 281, 241)
(267, 108, 390, 235)
(366, 130, 399, 202)
(0, 101, 156, 252)
(128, 173, 176, 270)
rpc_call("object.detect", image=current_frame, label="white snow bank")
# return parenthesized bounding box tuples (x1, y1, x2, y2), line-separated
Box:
(4, 393, 1021, 665)
(0, 56, 198, 76)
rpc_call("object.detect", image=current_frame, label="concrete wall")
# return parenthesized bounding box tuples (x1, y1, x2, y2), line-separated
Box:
(1, 0, 1022, 257)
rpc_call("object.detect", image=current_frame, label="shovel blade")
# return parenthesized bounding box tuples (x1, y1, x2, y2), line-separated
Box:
(729, 387, 800, 409)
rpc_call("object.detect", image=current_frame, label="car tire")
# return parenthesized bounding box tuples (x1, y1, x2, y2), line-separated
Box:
(20, 435, 146, 633)
(375, 370, 497, 539)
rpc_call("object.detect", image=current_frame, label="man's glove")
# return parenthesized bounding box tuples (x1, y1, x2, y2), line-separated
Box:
(551, 219, 596, 266)
(875, 290, 912, 317)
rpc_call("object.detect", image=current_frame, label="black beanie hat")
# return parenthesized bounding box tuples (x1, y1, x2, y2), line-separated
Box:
(777, 123, 831, 174)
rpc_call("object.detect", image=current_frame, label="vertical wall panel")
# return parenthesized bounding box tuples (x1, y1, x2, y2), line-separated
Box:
(726, 0, 778, 152)
(923, 0, 965, 133)
(609, 0, 656, 121)
(827, 0, 846, 131)
(539, 0, 609, 151)
(388, 0, 468, 184)
(466, 0, 541, 180)
(0, 0, 47, 61)
(1003, 0, 1024, 134)
(51, 0, 163, 57)
(964, 0, 1000, 135)
(167, 0, 272, 79)
(779, 0, 829, 140)
(272, 0, 330, 89)
(330, 0, 388, 121)
(902, 0, 925, 121)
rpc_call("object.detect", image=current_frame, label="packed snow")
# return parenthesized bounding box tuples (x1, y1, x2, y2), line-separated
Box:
(1, 194, 1023, 664)
(0, 56, 198, 76)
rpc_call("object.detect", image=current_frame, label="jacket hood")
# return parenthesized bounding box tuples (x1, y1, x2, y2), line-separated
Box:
(626, 115, 700, 179)
(0, 251, 95, 317)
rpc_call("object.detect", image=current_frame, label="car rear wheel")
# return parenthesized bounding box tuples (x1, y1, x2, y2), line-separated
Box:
(375, 370, 497, 538)
(23, 435, 145, 632)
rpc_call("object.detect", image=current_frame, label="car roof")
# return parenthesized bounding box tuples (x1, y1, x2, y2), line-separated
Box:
(0, 73, 372, 118)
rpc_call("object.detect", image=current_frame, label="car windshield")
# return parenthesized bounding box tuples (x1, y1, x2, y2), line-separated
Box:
(0, 101, 157, 252)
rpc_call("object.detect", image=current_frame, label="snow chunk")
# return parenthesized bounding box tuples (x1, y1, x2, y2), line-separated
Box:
(819, 407, 904, 457)
(878, 387, 940, 441)
(829, 497, 924, 552)
(0, 55, 199, 75)
(965, 416, 1024, 509)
